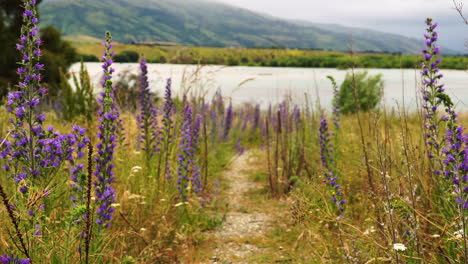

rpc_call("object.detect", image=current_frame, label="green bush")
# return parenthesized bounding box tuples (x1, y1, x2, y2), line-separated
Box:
(40, 26, 77, 96)
(59, 61, 96, 121)
(79, 53, 100, 62)
(338, 71, 384, 114)
(114, 50, 140, 62)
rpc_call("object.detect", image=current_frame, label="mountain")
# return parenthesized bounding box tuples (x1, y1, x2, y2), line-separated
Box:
(40, 0, 427, 54)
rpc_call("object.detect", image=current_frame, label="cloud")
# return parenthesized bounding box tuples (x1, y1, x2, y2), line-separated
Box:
(215, 0, 466, 51)
(217, 0, 455, 22)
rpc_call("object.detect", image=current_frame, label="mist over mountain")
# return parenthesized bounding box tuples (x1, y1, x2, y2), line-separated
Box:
(40, 0, 442, 54)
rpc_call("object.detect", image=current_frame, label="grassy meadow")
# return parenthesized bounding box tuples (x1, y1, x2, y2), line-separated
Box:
(1, 1, 468, 264)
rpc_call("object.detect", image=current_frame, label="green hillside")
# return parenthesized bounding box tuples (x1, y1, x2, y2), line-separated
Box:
(40, 0, 425, 53)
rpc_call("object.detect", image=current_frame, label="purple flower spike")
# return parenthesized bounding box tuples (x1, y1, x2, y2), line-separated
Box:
(319, 114, 345, 218)
(94, 32, 119, 228)
(420, 18, 446, 164)
(1, 0, 86, 223)
(223, 101, 233, 140)
(421, 19, 468, 211)
(158, 78, 175, 180)
(176, 104, 203, 200)
(327, 76, 341, 130)
(136, 57, 159, 160)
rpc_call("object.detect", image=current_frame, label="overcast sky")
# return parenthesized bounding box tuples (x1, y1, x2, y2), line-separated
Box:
(216, 0, 467, 52)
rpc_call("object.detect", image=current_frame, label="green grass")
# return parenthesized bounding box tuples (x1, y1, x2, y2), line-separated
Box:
(71, 42, 467, 69)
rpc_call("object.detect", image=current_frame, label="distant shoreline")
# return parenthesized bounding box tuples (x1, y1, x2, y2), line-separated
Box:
(72, 42, 467, 70)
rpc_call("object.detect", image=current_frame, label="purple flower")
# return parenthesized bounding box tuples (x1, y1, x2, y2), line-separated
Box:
(0, 0, 84, 215)
(0, 254, 30, 264)
(421, 19, 468, 211)
(23, 10, 33, 17)
(420, 18, 447, 163)
(158, 78, 175, 180)
(94, 32, 119, 228)
(253, 104, 260, 130)
(136, 57, 159, 160)
(176, 104, 203, 199)
(223, 101, 233, 140)
(327, 76, 341, 130)
(34, 63, 44, 70)
(319, 114, 345, 217)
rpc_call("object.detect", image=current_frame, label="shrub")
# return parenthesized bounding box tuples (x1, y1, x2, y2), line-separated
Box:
(40, 26, 77, 96)
(114, 50, 139, 62)
(338, 71, 384, 114)
(59, 60, 96, 121)
(79, 53, 99, 62)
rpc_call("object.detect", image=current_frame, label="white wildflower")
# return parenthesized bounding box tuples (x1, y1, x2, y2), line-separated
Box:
(364, 226, 376, 235)
(131, 166, 142, 173)
(393, 243, 407, 252)
(454, 229, 464, 239)
(128, 194, 145, 200)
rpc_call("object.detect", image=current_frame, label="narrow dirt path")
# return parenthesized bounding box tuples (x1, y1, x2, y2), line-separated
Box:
(205, 151, 273, 264)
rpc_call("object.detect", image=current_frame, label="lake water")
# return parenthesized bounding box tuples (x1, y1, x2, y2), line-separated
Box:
(70, 63, 468, 110)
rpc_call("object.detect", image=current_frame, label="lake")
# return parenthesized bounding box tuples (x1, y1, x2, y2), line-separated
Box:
(69, 63, 468, 110)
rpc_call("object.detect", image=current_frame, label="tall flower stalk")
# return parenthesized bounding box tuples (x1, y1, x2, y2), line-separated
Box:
(327, 75, 341, 131)
(177, 105, 194, 201)
(421, 18, 468, 262)
(176, 104, 203, 200)
(94, 32, 118, 228)
(156, 79, 175, 184)
(1, 0, 86, 260)
(136, 57, 158, 164)
(192, 114, 203, 195)
(223, 101, 233, 140)
(420, 18, 447, 164)
(319, 114, 345, 218)
(319, 117, 333, 169)
(253, 104, 261, 131)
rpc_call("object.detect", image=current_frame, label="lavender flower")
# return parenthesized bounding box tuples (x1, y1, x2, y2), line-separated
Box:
(223, 101, 233, 140)
(292, 106, 301, 128)
(420, 19, 467, 188)
(253, 104, 261, 130)
(1, 0, 85, 224)
(420, 18, 447, 162)
(420, 19, 468, 261)
(191, 115, 203, 195)
(442, 108, 468, 209)
(161, 78, 174, 147)
(94, 32, 118, 228)
(241, 113, 250, 132)
(177, 105, 194, 200)
(213, 90, 225, 114)
(209, 90, 224, 142)
(176, 105, 203, 199)
(319, 115, 345, 217)
(327, 76, 341, 130)
(69, 126, 90, 219)
(3, 0, 47, 187)
(0, 255, 30, 264)
(421, 19, 468, 207)
(158, 78, 175, 180)
(319, 116, 333, 169)
(136, 57, 158, 161)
